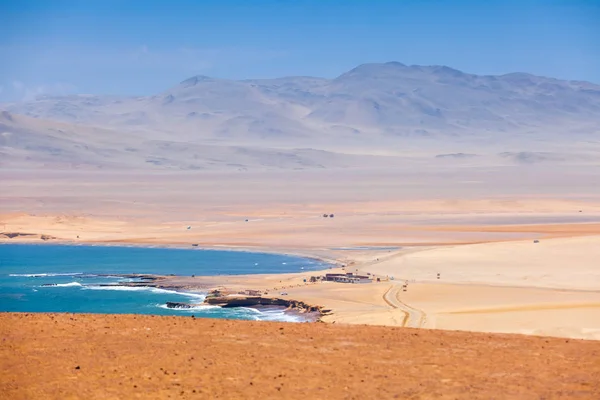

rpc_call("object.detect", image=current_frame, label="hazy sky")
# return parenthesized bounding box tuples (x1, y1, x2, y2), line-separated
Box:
(1, 0, 599, 101)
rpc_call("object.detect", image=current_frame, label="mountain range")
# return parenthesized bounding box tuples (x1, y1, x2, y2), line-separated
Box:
(1, 62, 599, 170)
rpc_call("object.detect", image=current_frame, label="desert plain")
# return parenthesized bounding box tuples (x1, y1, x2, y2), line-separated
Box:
(2, 162, 600, 340)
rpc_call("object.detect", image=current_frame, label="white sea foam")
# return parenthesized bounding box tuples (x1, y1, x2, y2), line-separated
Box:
(45, 282, 83, 288)
(10, 273, 83, 277)
(257, 309, 306, 323)
(155, 303, 219, 311)
(84, 285, 206, 299)
(238, 307, 306, 322)
(154, 303, 304, 322)
(239, 307, 262, 314)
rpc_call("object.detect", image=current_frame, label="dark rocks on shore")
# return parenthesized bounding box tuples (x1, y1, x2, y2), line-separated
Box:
(0, 231, 57, 240)
(1, 232, 38, 239)
(166, 302, 196, 309)
(96, 274, 161, 281)
(204, 295, 322, 314)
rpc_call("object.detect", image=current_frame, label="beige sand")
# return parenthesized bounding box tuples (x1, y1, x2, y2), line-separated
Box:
(368, 235, 600, 290)
(2, 168, 600, 340)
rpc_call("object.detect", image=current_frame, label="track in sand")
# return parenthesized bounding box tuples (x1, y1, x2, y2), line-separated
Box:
(383, 284, 427, 328)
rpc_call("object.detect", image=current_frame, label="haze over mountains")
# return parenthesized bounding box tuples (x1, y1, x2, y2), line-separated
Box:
(1, 62, 599, 170)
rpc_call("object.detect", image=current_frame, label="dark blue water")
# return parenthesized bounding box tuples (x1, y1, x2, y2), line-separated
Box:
(0, 244, 325, 321)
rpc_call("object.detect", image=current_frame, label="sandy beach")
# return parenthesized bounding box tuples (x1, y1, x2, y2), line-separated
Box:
(3, 168, 600, 340)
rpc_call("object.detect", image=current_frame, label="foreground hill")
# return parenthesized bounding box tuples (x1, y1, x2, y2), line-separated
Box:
(1, 313, 598, 399)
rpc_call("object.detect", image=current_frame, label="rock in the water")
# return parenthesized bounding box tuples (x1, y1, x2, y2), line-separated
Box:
(166, 301, 194, 309)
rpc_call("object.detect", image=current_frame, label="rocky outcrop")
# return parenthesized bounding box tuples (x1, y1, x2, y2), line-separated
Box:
(204, 295, 322, 313)
(166, 301, 195, 309)
(1, 232, 37, 239)
(0, 232, 57, 240)
(40, 234, 57, 241)
(109, 274, 162, 281)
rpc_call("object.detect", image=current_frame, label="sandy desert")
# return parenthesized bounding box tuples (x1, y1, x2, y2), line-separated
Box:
(2, 160, 600, 341)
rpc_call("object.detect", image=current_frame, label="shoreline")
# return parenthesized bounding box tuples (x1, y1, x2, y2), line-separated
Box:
(0, 240, 340, 323)
(3, 217, 600, 340)
(0, 238, 344, 269)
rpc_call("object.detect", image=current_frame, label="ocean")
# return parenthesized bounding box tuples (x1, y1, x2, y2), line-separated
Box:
(0, 244, 326, 322)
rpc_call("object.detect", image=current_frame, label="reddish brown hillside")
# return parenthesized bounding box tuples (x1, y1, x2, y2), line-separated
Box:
(1, 313, 599, 399)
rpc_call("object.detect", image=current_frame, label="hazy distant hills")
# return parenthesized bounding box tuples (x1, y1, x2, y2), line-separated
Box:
(4, 62, 600, 141)
(1, 62, 600, 170)
(0, 111, 410, 170)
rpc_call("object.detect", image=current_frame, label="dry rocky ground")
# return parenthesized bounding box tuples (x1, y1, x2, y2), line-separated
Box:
(1, 313, 599, 399)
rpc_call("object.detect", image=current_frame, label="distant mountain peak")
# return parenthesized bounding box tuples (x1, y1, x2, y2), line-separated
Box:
(0, 110, 14, 122)
(179, 75, 215, 87)
(4, 61, 600, 148)
(351, 61, 409, 71)
(336, 62, 411, 80)
(432, 65, 463, 75)
(385, 61, 407, 67)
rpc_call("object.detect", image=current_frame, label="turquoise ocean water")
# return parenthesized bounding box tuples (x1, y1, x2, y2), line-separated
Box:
(0, 244, 326, 322)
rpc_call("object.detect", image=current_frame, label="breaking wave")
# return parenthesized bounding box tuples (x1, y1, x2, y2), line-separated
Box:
(154, 303, 307, 322)
(84, 285, 206, 299)
(155, 303, 220, 311)
(10, 273, 84, 277)
(44, 282, 83, 288)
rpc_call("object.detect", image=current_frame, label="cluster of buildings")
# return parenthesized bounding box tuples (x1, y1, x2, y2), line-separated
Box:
(238, 289, 263, 296)
(310, 272, 372, 284)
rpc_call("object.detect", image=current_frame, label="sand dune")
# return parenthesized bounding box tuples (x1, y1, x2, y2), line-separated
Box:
(368, 236, 600, 290)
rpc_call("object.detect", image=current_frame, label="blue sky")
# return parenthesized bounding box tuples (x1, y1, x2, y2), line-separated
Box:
(1, 0, 599, 101)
